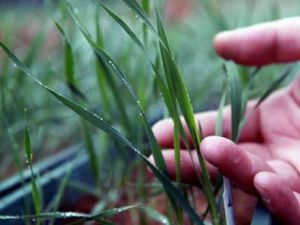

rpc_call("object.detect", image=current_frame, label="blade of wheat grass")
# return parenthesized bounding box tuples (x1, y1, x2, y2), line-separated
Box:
(255, 67, 293, 107)
(122, 0, 156, 33)
(67, 3, 167, 171)
(55, 22, 85, 100)
(24, 126, 41, 225)
(142, 207, 171, 225)
(155, 6, 220, 224)
(225, 62, 242, 143)
(48, 165, 72, 225)
(98, 2, 191, 152)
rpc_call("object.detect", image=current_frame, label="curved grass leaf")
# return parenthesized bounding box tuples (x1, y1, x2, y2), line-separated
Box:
(225, 62, 242, 143)
(0, 41, 204, 225)
(55, 22, 85, 100)
(122, 0, 156, 33)
(67, 3, 167, 173)
(255, 67, 293, 108)
(155, 6, 219, 224)
(97, 1, 176, 121)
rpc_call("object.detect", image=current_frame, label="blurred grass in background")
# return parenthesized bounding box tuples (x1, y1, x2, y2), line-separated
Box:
(0, 0, 300, 224)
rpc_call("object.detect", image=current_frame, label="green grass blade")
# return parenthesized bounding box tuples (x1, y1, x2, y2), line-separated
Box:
(225, 62, 242, 142)
(155, 6, 197, 144)
(97, 1, 178, 127)
(98, 2, 145, 52)
(95, 204, 143, 218)
(94, 219, 116, 225)
(55, 22, 85, 100)
(82, 121, 100, 184)
(141, 0, 150, 43)
(0, 41, 204, 225)
(48, 166, 72, 225)
(67, 4, 167, 172)
(255, 67, 293, 108)
(95, 4, 104, 46)
(173, 116, 181, 183)
(155, 7, 219, 224)
(24, 126, 41, 225)
(215, 88, 227, 137)
(142, 207, 171, 225)
(122, 0, 156, 33)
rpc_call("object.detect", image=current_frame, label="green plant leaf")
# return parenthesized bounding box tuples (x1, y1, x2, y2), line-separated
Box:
(142, 207, 171, 225)
(255, 67, 293, 108)
(67, 3, 167, 173)
(225, 62, 242, 142)
(122, 0, 156, 33)
(54, 22, 85, 100)
(24, 126, 41, 225)
(155, 7, 219, 224)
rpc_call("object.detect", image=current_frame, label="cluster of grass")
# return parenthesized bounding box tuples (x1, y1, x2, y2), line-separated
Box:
(0, 0, 300, 224)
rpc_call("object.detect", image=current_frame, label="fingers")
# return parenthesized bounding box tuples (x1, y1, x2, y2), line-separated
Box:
(152, 101, 261, 149)
(151, 150, 218, 186)
(289, 74, 300, 107)
(201, 136, 271, 194)
(254, 172, 300, 225)
(214, 17, 300, 66)
(267, 160, 300, 193)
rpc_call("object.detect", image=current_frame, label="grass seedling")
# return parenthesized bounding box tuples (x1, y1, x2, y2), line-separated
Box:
(24, 125, 41, 225)
(1, 1, 299, 224)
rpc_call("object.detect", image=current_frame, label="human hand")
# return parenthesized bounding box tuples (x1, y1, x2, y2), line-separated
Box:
(152, 17, 300, 225)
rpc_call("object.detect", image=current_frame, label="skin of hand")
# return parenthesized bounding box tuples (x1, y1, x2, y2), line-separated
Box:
(151, 17, 300, 225)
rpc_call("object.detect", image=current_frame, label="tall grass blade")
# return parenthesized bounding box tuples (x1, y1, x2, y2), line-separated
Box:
(215, 88, 227, 137)
(98, 2, 145, 52)
(141, 0, 150, 43)
(55, 22, 85, 100)
(122, 0, 156, 33)
(24, 126, 41, 225)
(67, 3, 167, 172)
(142, 207, 171, 225)
(0, 41, 204, 225)
(97, 1, 178, 132)
(155, 7, 219, 224)
(48, 166, 72, 225)
(82, 121, 100, 183)
(225, 62, 242, 142)
(255, 67, 293, 108)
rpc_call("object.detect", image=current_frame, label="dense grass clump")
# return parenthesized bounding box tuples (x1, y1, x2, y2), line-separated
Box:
(0, 0, 299, 224)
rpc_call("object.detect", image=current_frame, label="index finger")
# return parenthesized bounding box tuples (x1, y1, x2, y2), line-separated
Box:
(152, 101, 261, 149)
(214, 17, 300, 66)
